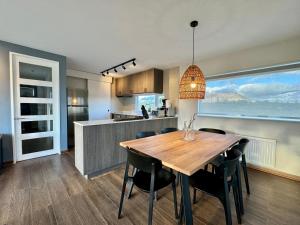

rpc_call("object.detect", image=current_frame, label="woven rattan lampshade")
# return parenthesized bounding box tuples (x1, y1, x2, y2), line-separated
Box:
(179, 20, 206, 99)
(179, 65, 206, 99)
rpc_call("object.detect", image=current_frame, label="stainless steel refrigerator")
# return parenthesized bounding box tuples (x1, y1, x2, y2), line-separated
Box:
(67, 87, 89, 148)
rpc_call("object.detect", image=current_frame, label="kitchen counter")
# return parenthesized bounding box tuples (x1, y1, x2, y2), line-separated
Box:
(74, 116, 176, 126)
(74, 117, 178, 178)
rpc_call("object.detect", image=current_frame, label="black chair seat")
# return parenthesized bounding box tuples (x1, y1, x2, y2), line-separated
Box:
(118, 148, 178, 225)
(199, 128, 226, 135)
(134, 169, 176, 192)
(190, 169, 226, 198)
(161, 127, 178, 134)
(188, 148, 243, 225)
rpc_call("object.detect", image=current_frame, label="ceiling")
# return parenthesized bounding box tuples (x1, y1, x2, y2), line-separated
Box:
(1, 0, 300, 77)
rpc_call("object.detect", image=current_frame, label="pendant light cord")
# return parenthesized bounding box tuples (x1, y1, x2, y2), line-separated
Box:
(192, 26, 195, 65)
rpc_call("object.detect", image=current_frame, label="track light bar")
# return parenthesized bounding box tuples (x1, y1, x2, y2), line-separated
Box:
(100, 58, 136, 76)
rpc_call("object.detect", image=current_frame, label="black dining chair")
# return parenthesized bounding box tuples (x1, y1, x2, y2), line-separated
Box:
(199, 128, 226, 172)
(127, 131, 157, 199)
(237, 138, 250, 195)
(198, 128, 245, 214)
(161, 127, 178, 134)
(189, 147, 243, 225)
(136, 131, 156, 139)
(118, 148, 178, 225)
(199, 128, 226, 135)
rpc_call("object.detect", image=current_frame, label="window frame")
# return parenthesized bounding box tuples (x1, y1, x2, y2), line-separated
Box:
(197, 62, 300, 122)
(135, 94, 164, 113)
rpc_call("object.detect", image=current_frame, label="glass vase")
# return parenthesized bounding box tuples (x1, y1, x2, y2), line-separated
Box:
(183, 122, 195, 141)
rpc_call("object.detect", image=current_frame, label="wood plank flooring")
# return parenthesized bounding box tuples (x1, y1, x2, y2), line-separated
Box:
(0, 151, 300, 225)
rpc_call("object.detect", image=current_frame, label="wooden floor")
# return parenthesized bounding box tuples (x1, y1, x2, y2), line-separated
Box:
(0, 152, 300, 225)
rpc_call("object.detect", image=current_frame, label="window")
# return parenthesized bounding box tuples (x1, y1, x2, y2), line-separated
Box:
(136, 95, 164, 112)
(198, 66, 300, 121)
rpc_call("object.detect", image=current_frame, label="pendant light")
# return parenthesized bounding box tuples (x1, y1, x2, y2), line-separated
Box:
(179, 20, 206, 99)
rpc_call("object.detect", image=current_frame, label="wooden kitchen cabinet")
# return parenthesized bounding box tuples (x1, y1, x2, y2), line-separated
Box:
(115, 77, 125, 97)
(115, 68, 163, 97)
(143, 68, 163, 93)
(133, 72, 145, 94)
(126, 75, 134, 95)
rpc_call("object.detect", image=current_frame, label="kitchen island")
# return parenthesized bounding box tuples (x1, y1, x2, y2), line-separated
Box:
(74, 117, 178, 178)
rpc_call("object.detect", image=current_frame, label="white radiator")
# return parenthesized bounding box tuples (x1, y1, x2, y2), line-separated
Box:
(240, 135, 277, 169)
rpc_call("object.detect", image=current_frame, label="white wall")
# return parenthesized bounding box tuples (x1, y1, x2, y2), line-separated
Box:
(163, 67, 180, 110)
(88, 80, 111, 120)
(175, 36, 300, 176)
(67, 70, 112, 119)
(67, 69, 112, 83)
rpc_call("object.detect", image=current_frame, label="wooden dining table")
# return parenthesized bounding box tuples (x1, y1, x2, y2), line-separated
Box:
(120, 130, 241, 225)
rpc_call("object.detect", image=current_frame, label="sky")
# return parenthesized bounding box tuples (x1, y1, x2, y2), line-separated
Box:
(206, 70, 300, 99)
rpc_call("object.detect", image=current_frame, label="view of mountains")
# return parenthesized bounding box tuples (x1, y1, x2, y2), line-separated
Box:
(204, 90, 300, 103)
(202, 69, 300, 105)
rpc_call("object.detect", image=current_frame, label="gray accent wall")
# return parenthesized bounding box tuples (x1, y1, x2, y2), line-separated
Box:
(0, 40, 67, 162)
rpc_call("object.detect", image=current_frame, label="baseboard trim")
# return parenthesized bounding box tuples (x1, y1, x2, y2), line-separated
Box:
(2, 160, 13, 165)
(248, 163, 300, 182)
(87, 162, 125, 179)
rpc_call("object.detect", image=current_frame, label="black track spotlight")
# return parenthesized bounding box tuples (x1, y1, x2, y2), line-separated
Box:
(100, 58, 136, 76)
(102, 73, 105, 77)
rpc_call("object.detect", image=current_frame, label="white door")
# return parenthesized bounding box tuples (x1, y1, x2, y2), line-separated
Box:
(88, 80, 111, 120)
(10, 53, 60, 161)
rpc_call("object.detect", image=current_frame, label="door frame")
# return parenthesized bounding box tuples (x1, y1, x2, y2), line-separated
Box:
(9, 52, 61, 163)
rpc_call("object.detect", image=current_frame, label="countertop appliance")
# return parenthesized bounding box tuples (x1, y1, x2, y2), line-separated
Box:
(158, 99, 174, 117)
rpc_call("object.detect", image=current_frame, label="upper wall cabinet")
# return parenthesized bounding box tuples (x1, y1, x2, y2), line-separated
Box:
(115, 68, 163, 97)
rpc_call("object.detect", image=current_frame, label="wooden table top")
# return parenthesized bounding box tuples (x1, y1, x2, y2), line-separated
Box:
(120, 130, 241, 176)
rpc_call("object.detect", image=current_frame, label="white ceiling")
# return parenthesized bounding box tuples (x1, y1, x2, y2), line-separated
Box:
(1, 0, 300, 77)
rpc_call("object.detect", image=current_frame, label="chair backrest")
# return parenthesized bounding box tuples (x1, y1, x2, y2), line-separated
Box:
(199, 128, 226, 135)
(136, 131, 156, 139)
(126, 148, 162, 173)
(216, 146, 242, 178)
(161, 127, 178, 134)
(238, 138, 249, 154)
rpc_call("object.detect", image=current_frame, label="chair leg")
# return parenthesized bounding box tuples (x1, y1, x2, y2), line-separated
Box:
(176, 171, 181, 186)
(148, 165, 156, 225)
(154, 191, 158, 201)
(127, 167, 137, 199)
(193, 188, 197, 204)
(178, 193, 183, 225)
(171, 180, 179, 219)
(233, 183, 242, 224)
(204, 164, 208, 171)
(212, 165, 216, 174)
(236, 164, 244, 215)
(223, 187, 232, 225)
(242, 154, 250, 195)
(118, 162, 129, 219)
